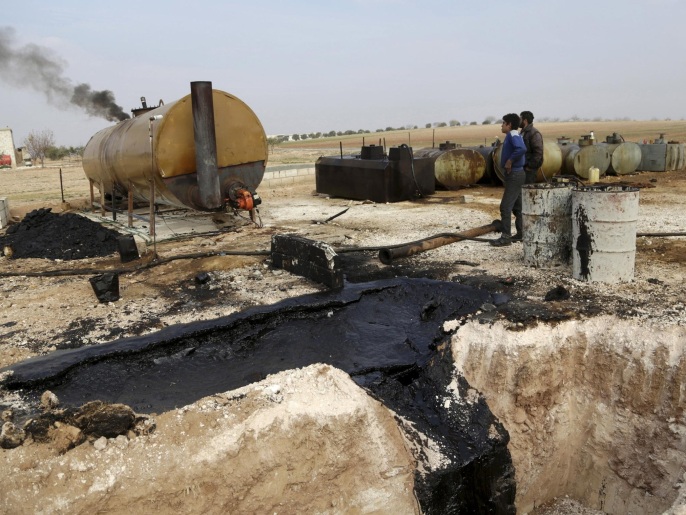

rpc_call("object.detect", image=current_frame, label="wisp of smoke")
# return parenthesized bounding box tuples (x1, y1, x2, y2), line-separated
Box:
(0, 27, 130, 122)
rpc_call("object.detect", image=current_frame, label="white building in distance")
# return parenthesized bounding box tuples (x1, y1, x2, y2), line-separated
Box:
(0, 128, 18, 169)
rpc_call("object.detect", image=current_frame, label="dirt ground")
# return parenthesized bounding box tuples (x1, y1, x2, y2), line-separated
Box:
(1, 161, 685, 514)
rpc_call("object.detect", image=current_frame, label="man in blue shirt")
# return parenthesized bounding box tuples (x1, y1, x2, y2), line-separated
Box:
(491, 113, 527, 247)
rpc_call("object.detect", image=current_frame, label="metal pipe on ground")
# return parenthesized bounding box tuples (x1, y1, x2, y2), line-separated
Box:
(378, 220, 502, 265)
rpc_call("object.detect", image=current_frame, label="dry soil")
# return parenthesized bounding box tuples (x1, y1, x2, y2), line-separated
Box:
(0, 160, 685, 514)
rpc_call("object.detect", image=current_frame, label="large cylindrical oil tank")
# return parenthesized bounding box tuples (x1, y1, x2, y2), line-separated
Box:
(522, 183, 573, 267)
(560, 143, 611, 179)
(470, 146, 497, 184)
(540, 140, 563, 180)
(83, 88, 267, 212)
(666, 143, 686, 171)
(493, 140, 561, 183)
(598, 142, 642, 175)
(572, 185, 639, 283)
(414, 147, 485, 188)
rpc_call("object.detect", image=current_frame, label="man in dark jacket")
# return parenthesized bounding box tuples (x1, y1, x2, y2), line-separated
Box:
(491, 113, 527, 247)
(520, 111, 544, 184)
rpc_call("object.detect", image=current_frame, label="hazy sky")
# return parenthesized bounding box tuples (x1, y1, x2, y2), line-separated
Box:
(1, 0, 685, 147)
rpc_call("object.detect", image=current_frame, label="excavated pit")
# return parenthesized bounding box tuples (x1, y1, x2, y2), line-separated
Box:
(0, 277, 516, 514)
(452, 317, 686, 514)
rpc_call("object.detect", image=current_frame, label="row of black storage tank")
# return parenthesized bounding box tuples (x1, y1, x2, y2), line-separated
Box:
(315, 135, 685, 202)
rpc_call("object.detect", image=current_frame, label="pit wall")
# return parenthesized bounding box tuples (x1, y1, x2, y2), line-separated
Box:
(450, 316, 686, 514)
(262, 164, 315, 189)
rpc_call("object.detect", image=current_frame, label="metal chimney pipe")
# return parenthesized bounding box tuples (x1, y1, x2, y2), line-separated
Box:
(190, 81, 222, 209)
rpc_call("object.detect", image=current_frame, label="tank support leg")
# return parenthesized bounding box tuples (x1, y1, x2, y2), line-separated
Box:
(99, 183, 105, 216)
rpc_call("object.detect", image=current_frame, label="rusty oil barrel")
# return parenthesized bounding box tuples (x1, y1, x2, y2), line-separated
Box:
(522, 183, 573, 267)
(572, 185, 639, 283)
(414, 147, 486, 189)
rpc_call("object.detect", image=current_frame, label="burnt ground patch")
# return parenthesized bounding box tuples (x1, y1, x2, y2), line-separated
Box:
(59, 316, 165, 349)
(0, 208, 120, 260)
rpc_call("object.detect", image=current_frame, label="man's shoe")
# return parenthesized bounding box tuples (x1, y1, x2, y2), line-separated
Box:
(511, 233, 523, 242)
(490, 236, 512, 247)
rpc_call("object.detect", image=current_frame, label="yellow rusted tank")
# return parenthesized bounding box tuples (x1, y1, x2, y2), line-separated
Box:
(493, 140, 561, 183)
(414, 147, 485, 188)
(83, 86, 267, 211)
(469, 145, 498, 184)
(540, 140, 562, 180)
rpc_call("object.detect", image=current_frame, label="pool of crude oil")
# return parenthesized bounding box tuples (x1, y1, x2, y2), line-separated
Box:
(1, 277, 515, 514)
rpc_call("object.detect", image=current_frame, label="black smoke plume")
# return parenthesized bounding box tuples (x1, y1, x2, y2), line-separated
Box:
(0, 27, 130, 122)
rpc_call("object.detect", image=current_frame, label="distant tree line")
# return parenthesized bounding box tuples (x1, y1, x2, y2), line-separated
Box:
(46, 145, 85, 160)
(266, 114, 658, 150)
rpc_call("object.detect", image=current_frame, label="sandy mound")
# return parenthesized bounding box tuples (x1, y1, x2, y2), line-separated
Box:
(0, 364, 418, 514)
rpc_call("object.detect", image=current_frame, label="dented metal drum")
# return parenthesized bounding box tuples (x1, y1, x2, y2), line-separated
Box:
(522, 183, 573, 267)
(414, 147, 486, 188)
(572, 186, 639, 283)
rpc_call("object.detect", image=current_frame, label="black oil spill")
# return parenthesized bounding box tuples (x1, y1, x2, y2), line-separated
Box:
(574, 204, 593, 280)
(1, 277, 515, 514)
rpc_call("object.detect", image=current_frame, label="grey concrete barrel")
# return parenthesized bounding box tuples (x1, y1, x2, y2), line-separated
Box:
(572, 185, 639, 283)
(522, 183, 573, 267)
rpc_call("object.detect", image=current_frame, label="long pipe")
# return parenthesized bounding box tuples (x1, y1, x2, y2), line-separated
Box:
(190, 81, 222, 209)
(378, 220, 502, 265)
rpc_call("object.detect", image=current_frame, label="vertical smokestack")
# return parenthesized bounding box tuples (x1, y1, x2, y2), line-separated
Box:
(190, 81, 221, 210)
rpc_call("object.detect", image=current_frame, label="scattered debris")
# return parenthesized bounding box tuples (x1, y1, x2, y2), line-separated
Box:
(0, 421, 25, 449)
(89, 273, 120, 302)
(271, 234, 343, 288)
(41, 390, 60, 410)
(544, 285, 571, 302)
(312, 207, 349, 224)
(195, 272, 211, 284)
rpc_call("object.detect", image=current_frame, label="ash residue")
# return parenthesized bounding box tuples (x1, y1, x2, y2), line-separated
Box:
(1, 208, 120, 260)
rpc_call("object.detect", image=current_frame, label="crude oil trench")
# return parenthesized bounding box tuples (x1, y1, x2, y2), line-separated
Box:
(2, 268, 686, 514)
